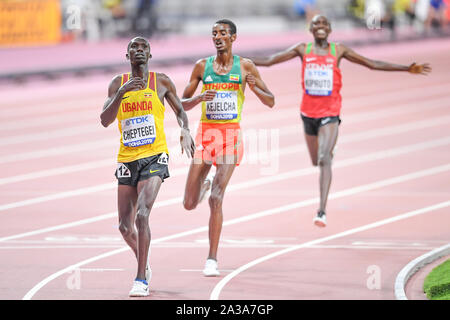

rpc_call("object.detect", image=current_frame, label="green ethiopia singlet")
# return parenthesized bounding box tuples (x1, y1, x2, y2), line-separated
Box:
(200, 55, 245, 124)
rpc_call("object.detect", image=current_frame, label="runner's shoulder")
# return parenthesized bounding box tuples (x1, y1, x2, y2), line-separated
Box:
(155, 72, 175, 90)
(293, 42, 307, 56)
(155, 71, 170, 81)
(108, 74, 123, 94)
(191, 58, 208, 74)
(111, 74, 123, 84)
(194, 57, 208, 67)
(334, 42, 349, 53)
(240, 56, 256, 67)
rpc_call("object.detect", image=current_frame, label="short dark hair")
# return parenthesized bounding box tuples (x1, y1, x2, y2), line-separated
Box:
(215, 19, 237, 35)
(127, 36, 150, 52)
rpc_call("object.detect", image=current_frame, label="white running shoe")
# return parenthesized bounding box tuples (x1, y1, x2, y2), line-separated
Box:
(313, 210, 327, 227)
(129, 280, 149, 297)
(203, 259, 220, 277)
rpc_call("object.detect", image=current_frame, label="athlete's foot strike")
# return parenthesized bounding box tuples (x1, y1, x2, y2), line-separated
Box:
(313, 210, 327, 227)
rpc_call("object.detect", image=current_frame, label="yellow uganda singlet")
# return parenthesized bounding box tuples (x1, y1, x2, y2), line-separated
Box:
(116, 72, 169, 163)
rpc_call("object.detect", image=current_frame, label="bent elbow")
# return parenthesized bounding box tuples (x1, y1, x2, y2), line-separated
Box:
(100, 116, 110, 128)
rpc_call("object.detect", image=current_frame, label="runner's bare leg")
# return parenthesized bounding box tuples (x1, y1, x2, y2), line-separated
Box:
(207, 158, 236, 261)
(304, 133, 319, 166)
(134, 176, 162, 280)
(118, 185, 138, 258)
(317, 122, 339, 212)
(183, 160, 213, 210)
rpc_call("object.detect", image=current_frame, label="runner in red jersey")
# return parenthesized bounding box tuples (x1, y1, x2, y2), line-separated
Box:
(252, 15, 431, 227)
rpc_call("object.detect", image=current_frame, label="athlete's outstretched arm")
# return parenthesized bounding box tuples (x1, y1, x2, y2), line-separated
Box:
(159, 73, 195, 158)
(181, 59, 217, 111)
(341, 45, 432, 74)
(243, 59, 275, 108)
(251, 43, 304, 67)
(100, 75, 145, 127)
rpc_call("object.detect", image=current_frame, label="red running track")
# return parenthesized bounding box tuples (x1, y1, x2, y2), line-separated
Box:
(0, 38, 449, 300)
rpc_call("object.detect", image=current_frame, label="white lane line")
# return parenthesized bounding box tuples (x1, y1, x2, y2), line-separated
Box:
(1, 113, 449, 212)
(0, 112, 94, 132)
(22, 164, 450, 300)
(0, 159, 112, 185)
(0, 212, 117, 242)
(3, 86, 450, 164)
(180, 269, 235, 273)
(0, 245, 125, 249)
(2, 136, 449, 242)
(0, 183, 115, 212)
(209, 200, 450, 300)
(0, 244, 442, 250)
(1, 95, 103, 120)
(22, 247, 130, 300)
(3, 83, 450, 147)
(0, 124, 101, 147)
(0, 139, 115, 164)
(2, 93, 448, 183)
(0, 166, 185, 212)
(78, 268, 124, 272)
(4, 77, 449, 130)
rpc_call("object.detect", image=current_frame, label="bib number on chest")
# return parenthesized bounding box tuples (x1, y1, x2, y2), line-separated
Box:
(206, 91, 238, 120)
(305, 64, 333, 96)
(121, 115, 156, 147)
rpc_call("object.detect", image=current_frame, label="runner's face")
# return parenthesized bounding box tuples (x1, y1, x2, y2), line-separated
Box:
(310, 16, 331, 40)
(212, 24, 234, 52)
(127, 38, 151, 64)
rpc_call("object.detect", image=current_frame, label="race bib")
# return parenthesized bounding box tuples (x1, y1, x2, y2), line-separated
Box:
(116, 163, 131, 178)
(157, 152, 169, 165)
(121, 115, 156, 147)
(304, 64, 333, 96)
(205, 91, 238, 120)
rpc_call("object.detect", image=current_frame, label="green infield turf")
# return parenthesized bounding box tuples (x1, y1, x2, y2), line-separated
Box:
(423, 259, 450, 300)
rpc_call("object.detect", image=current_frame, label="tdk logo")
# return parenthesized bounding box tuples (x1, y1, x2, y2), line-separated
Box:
(216, 92, 232, 99)
(125, 116, 149, 126)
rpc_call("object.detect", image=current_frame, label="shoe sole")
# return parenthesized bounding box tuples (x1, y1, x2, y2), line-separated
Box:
(203, 272, 220, 277)
(314, 220, 326, 227)
(129, 292, 149, 297)
(203, 269, 220, 277)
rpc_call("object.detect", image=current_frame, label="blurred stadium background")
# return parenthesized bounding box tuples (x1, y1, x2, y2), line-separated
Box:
(0, 0, 449, 81)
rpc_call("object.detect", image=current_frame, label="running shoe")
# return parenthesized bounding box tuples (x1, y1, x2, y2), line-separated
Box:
(203, 259, 220, 277)
(313, 210, 327, 227)
(129, 279, 149, 297)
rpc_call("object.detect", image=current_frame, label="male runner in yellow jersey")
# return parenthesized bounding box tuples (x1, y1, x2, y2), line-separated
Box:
(181, 19, 275, 276)
(251, 15, 431, 228)
(100, 36, 195, 297)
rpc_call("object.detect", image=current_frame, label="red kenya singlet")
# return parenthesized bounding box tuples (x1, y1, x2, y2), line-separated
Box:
(301, 42, 342, 118)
